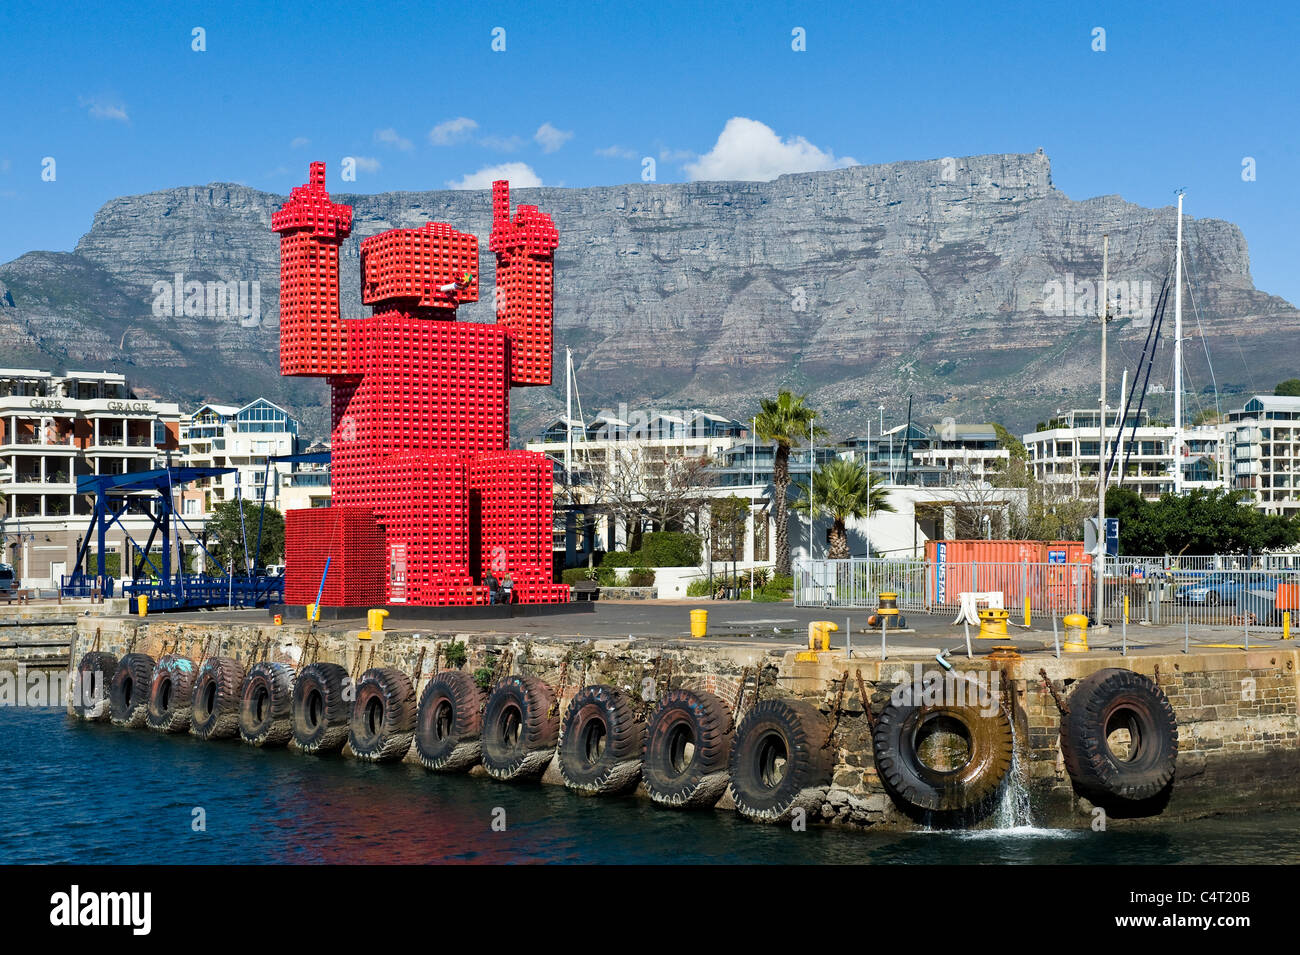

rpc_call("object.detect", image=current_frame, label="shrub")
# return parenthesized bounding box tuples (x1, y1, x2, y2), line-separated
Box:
(686, 579, 712, 597)
(472, 666, 494, 690)
(594, 565, 618, 587)
(443, 639, 468, 669)
(627, 568, 656, 587)
(562, 566, 597, 585)
(638, 532, 702, 567)
(600, 550, 642, 569)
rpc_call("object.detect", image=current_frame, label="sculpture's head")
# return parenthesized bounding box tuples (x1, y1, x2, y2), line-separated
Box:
(360, 222, 480, 314)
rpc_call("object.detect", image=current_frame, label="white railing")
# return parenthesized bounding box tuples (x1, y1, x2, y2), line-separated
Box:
(796, 554, 1300, 630)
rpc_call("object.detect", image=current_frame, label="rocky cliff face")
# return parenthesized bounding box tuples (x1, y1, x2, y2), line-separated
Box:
(1, 151, 1295, 440)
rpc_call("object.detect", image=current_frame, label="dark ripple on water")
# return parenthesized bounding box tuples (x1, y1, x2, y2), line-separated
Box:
(1, 709, 1296, 864)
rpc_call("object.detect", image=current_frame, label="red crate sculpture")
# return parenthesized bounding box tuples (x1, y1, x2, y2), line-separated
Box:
(274, 165, 566, 606)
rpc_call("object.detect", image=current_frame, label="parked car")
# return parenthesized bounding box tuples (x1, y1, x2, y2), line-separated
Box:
(1174, 572, 1278, 606)
(0, 564, 19, 602)
(265, 564, 285, 576)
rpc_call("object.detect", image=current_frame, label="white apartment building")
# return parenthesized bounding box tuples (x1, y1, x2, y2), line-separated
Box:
(528, 411, 749, 554)
(1023, 408, 1226, 501)
(0, 368, 181, 587)
(178, 399, 302, 517)
(1225, 395, 1300, 517)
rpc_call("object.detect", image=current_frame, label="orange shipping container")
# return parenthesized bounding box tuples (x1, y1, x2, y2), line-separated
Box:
(926, 539, 1090, 609)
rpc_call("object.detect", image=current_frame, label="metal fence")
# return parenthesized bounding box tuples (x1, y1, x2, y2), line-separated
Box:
(795, 554, 1300, 630)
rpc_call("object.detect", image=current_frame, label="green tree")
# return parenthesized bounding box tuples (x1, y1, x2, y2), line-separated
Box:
(203, 499, 285, 573)
(992, 423, 1027, 462)
(1105, 486, 1300, 555)
(754, 391, 826, 575)
(1275, 379, 1300, 397)
(793, 458, 893, 559)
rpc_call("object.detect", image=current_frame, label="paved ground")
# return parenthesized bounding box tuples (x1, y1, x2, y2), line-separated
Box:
(136, 599, 1296, 659)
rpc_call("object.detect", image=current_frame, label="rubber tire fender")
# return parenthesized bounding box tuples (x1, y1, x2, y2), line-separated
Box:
(642, 687, 734, 808)
(145, 654, 198, 734)
(239, 662, 296, 747)
(872, 682, 1014, 813)
(348, 667, 417, 762)
(109, 653, 156, 728)
(480, 675, 559, 781)
(728, 698, 833, 823)
(190, 657, 246, 740)
(558, 684, 644, 795)
(1059, 667, 1178, 802)
(72, 651, 118, 721)
(292, 662, 352, 755)
(415, 670, 486, 772)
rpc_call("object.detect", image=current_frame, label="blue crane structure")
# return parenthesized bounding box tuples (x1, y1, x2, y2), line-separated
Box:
(58, 452, 327, 609)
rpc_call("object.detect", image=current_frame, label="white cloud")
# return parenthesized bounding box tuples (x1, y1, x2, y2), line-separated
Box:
(374, 128, 413, 151)
(479, 133, 523, 152)
(595, 145, 636, 159)
(353, 156, 382, 173)
(429, 117, 478, 145)
(79, 96, 129, 122)
(534, 122, 573, 154)
(446, 162, 542, 191)
(683, 117, 856, 182)
(290, 137, 310, 149)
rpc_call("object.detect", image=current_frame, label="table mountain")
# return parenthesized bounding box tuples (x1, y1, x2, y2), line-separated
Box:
(1, 150, 1295, 440)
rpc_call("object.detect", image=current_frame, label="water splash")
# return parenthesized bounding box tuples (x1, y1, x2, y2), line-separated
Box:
(989, 707, 1033, 830)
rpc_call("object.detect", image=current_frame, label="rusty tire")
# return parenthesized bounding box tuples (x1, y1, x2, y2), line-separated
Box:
(1059, 667, 1177, 802)
(481, 675, 558, 782)
(72, 651, 118, 721)
(415, 670, 485, 772)
(728, 698, 833, 823)
(239, 662, 296, 747)
(349, 667, 417, 762)
(109, 653, 155, 728)
(558, 684, 643, 795)
(190, 657, 246, 740)
(873, 682, 1013, 813)
(643, 688, 734, 808)
(146, 655, 198, 734)
(292, 662, 351, 755)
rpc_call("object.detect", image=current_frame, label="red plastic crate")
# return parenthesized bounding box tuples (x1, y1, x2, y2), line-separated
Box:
(275, 165, 565, 607)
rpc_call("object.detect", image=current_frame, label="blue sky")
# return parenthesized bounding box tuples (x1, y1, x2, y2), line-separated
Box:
(2, 0, 1297, 302)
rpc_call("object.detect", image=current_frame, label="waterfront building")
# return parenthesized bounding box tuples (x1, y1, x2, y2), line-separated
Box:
(0, 368, 180, 587)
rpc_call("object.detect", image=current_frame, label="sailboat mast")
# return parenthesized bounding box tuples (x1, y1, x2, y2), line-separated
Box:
(1174, 191, 1184, 494)
(565, 346, 573, 497)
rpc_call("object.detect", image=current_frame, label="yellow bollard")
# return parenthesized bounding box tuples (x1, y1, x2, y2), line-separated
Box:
(358, 629, 372, 641)
(367, 608, 389, 633)
(136, 595, 148, 617)
(1063, 613, 1089, 653)
(1123, 594, 1129, 626)
(690, 609, 708, 638)
(807, 621, 839, 651)
(1023, 596, 1031, 627)
(306, 603, 320, 623)
(977, 607, 1009, 639)
(1285, 611, 1292, 641)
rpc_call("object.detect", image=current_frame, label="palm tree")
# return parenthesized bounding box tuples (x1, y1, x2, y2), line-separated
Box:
(754, 391, 826, 575)
(794, 459, 894, 559)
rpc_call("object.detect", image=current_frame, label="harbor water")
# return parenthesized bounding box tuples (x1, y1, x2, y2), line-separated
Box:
(2, 708, 1296, 865)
